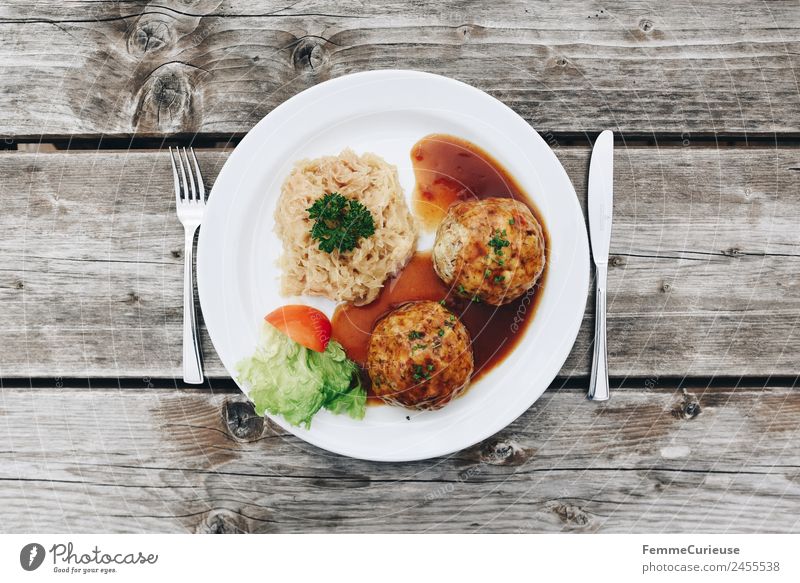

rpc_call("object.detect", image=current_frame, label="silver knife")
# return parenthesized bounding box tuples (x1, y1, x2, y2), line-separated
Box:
(587, 130, 614, 401)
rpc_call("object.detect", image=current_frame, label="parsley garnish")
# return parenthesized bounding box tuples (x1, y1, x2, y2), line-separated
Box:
(488, 228, 510, 256)
(412, 364, 433, 381)
(408, 330, 425, 340)
(307, 192, 375, 253)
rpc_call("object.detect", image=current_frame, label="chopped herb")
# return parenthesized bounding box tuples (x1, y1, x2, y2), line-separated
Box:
(411, 364, 432, 381)
(457, 284, 467, 296)
(438, 328, 445, 337)
(449, 315, 455, 322)
(411, 343, 428, 353)
(471, 295, 482, 303)
(488, 228, 510, 256)
(508, 217, 515, 225)
(408, 330, 425, 340)
(439, 299, 446, 306)
(427, 363, 435, 371)
(484, 269, 492, 279)
(494, 275, 506, 283)
(307, 192, 375, 253)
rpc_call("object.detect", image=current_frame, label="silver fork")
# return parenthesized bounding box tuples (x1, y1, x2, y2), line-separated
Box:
(170, 147, 206, 384)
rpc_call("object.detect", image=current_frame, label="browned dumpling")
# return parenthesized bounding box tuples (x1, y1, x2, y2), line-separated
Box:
(367, 301, 473, 410)
(432, 197, 546, 305)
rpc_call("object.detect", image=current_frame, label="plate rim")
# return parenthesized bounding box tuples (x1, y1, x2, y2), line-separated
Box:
(197, 69, 590, 462)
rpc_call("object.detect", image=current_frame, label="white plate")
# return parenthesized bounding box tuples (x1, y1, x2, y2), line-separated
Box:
(197, 70, 589, 462)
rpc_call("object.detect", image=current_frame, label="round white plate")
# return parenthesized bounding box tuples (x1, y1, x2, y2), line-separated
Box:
(197, 70, 589, 462)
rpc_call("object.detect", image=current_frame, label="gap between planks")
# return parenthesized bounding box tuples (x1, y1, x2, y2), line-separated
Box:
(1, 376, 797, 391)
(11, 134, 800, 152)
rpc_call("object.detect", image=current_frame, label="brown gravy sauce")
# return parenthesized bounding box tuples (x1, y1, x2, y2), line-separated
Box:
(332, 134, 549, 404)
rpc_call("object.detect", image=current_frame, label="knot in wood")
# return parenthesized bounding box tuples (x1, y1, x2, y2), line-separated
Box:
(292, 38, 326, 71)
(199, 509, 247, 534)
(722, 246, 742, 257)
(683, 401, 701, 419)
(547, 55, 575, 72)
(153, 73, 187, 108)
(674, 389, 701, 419)
(548, 501, 591, 527)
(133, 63, 198, 133)
(610, 255, 625, 267)
(478, 438, 532, 465)
(128, 17, 174, 55)
(458, 25, 473, 40)
(225, 400, 264, 441)
(639, 19, 655, 33)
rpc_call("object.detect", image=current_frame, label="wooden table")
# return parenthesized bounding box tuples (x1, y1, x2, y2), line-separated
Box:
(1, 0, 798, 533)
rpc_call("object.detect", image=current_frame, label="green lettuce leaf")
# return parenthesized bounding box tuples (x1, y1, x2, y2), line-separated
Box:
(236, 322, 365, 428)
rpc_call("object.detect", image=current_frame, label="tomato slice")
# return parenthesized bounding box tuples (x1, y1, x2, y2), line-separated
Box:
(264, 305, 332, 353)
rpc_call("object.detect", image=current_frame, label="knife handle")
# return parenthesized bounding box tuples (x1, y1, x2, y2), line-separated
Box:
(588, 263, 610, 401)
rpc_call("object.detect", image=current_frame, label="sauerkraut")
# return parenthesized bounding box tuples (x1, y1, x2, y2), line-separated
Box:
(275, 149, 417, 305)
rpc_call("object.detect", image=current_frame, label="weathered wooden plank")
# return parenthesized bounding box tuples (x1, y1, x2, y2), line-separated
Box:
(1, 1, 799, 138)
(1, 385, 798, 533)
(1, 147, 799, 378)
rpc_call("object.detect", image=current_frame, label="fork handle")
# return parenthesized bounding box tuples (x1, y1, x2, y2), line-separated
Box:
(182, 226, 204, 384)
(588, 262, 610, 401)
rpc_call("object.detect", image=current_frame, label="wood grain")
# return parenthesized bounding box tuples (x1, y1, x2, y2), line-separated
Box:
(0, 0, 798, 138)
(1, 0, 797, 538)
(1, 146, 799, 379)
(1, 385, 797, 533)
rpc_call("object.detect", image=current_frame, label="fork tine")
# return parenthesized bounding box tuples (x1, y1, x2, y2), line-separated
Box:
(189, 148, 206, 203)
(182, 147, 197, 202)
(176, 146, 190, 202)
(169, 147, 182, 204)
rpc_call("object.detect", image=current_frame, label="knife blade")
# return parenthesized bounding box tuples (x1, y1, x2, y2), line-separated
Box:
(587, 130, 614, 401)
(588, 130, 614, 264)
